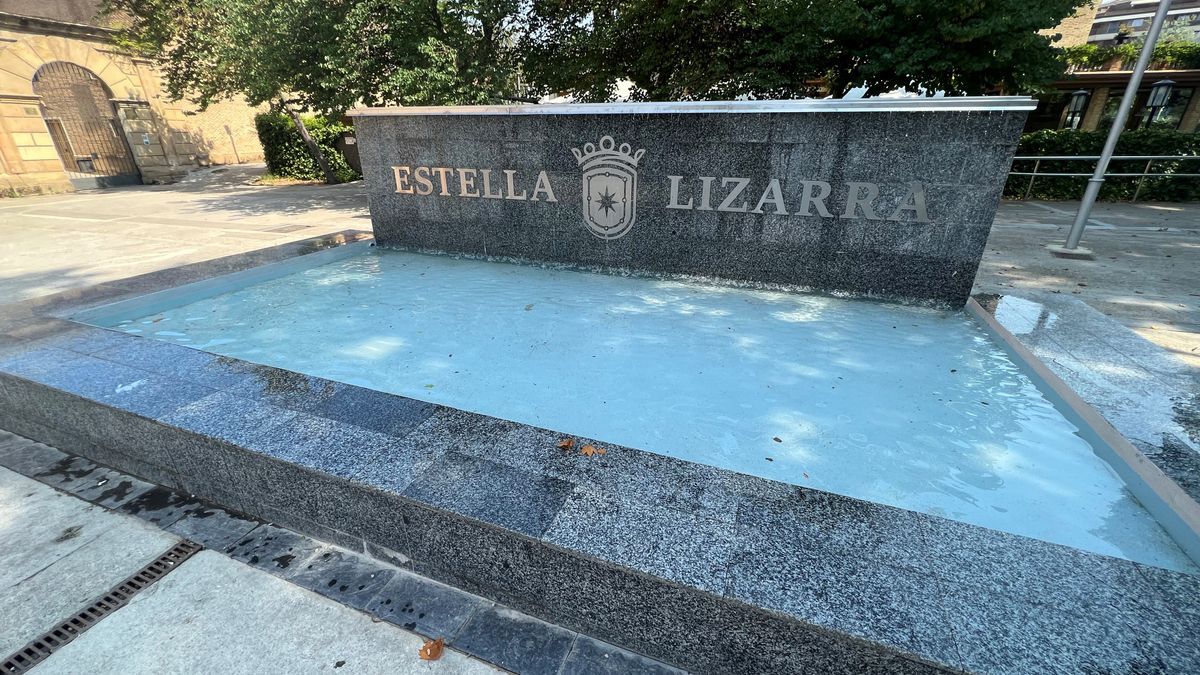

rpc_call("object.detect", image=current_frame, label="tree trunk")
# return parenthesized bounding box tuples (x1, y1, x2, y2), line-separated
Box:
(282, 100, 339, 184)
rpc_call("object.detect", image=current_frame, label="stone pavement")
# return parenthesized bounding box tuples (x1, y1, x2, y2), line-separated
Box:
(983, 200, 1200, 368)
(0, 164, 369, 303)
(0, 431, 682, 674)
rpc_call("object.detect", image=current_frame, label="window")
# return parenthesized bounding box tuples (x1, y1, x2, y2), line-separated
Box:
(1098, 86, 1196, 131)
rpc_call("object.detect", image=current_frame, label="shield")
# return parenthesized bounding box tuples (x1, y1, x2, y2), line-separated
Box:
(581, 167, 637, 240)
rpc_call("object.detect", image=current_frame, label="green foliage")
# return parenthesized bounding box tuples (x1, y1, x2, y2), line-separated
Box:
(254, 113, 360, 183)
(523, 0, 1085, 101)
(1005, 129, 1200, 201)
(101, 0, 527, 114)
(1063, 21, 1200, 71)
(108, 0, 1085, 110)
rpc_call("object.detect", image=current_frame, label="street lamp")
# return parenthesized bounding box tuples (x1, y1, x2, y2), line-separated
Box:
(1065, 89, 1091, 129)
(1145, 78, 1176, 128)
(1051, 0, 1174, 258)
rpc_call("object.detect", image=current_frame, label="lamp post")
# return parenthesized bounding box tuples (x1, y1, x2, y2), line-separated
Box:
(1145, 78, 1176, 128)
(1066, 89, 1091, 129)
(1050, 0, 1174, 258)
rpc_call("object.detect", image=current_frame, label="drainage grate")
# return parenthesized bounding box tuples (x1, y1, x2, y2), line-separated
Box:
(2, 540, 202, 674)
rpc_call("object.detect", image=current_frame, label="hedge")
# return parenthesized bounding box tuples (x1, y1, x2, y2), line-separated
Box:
(254, 112, 361, 183)
(1003, 129, 1200, 202)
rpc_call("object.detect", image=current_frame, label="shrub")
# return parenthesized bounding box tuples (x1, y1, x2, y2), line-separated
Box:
(1004, 129, 1200, 201)
(254, 112, 361, 183)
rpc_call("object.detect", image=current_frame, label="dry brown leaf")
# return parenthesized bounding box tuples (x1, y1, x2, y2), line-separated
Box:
(580, 444, 607, 457)
(556, 438, 575, 450)
(419, 638, 445, 661)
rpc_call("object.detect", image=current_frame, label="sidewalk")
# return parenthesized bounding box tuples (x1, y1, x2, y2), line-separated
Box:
(981, 200, 1200, 368)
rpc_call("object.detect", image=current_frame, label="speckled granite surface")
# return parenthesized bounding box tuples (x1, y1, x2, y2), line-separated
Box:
(354, 103, 1028, 307)
(1, 234, 1197, 674)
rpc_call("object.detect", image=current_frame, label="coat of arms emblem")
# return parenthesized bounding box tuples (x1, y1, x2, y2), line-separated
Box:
(572, 136, 645, 240)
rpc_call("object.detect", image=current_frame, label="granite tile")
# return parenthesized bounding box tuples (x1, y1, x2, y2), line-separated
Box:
(68, 467, 154, 508)
(403, 451, 575, 538)
(543, 487, 733, 594)
(117, 485, 203, 527)
(943, 583, 1174, 675)
(288, 546, 396, 611)
(227, 366, 342, 412)
(918, 514, 1159, 610)
(30, 454, 101, 492)
(224, 523, 324, 578)
(33, 325, 138, 355)
(364, 569, 485, 638)
(512, 546, 740, 673)
(0, 435, 68, 476)
(245, 412, 406, 480)
(466, 421, 742, 524)
(451, 604, 576, 675)
(561, 636, 687, 675)
(0, 345, 84, 381)
(306, 384, 436, 437)
(23, 354, 216, 419)
(92, 339, 257, 391)
(161, 391, 299, 448)
(726, 538, 957, 664)
(253, 502, 366, 553)
(734, 484, 934, 571)
(715, 605, 950, 674)
(165, 503, 262, 551)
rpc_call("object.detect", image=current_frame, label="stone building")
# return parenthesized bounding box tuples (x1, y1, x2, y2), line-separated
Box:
(0, 1, 264, 194)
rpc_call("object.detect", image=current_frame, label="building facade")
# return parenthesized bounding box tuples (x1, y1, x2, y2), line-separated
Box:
(0, 3, 264, 195)
(1028, 0, 1200, 133)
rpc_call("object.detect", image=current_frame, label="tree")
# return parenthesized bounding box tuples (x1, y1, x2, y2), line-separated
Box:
(522, 0, 846, 101)
(522, 0, 1087, 100)
(101, 0, 529, 181)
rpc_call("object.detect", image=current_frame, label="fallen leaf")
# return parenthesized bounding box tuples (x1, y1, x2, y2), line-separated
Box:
(556, 438, 575, 450)
(581, 444, 606, 457)
(803, 472, 809, 479)
(772, 436, 782, 443)
(419, 638, 444, 661)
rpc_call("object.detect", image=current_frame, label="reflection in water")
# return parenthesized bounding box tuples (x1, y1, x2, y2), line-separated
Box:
(108, 249, 1195, 571)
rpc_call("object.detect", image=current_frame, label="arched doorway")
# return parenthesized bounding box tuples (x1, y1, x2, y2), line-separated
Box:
(32, 61, 141, 189)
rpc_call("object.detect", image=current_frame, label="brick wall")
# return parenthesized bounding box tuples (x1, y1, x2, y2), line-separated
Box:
(1044, 2, 1099, 48)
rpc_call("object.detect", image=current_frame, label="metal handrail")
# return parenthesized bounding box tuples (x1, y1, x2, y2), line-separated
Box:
(1008, 154, 1200, 201)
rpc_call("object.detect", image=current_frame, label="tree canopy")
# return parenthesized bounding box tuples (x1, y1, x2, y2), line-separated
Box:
(102, 0, 527, 112)
(104, 0, 1087, 111)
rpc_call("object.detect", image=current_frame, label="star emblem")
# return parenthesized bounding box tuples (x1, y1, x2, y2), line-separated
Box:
(597, 188, 618, 215)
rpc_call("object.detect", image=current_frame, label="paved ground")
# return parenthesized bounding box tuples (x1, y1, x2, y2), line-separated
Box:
(0, 431, 677, 673)
(984, 200, 1200, 368)
(0, 459, 499, 673)
(0, 164, 368, 302)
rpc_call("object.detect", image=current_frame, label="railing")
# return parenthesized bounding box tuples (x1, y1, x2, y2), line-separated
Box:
(1009, 155, 1200, 202)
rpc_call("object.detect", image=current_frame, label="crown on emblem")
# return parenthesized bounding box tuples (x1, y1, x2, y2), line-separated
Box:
(572, 135, 645, 171)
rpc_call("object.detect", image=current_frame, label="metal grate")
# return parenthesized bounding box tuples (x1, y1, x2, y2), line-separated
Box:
(31, 61, 141, 182)
(1, 540, 202, 674)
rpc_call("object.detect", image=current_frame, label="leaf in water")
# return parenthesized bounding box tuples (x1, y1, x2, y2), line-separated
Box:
(772, 436, 782, 443)
(803, 472, 809, 479)
(580, 444, 607, 457)
(419, 638, 445, 661)
(556, 438, 575, 450)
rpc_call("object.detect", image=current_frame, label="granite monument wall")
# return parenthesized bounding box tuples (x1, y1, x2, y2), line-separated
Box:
(351, 99, 1033, 307)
